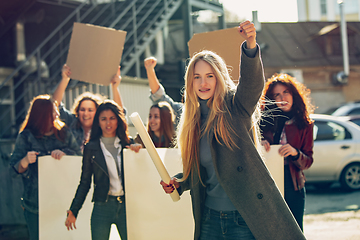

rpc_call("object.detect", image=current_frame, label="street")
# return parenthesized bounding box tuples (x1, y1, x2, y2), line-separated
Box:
(304, 183, 360, 240)
(110, 183, 360, 240)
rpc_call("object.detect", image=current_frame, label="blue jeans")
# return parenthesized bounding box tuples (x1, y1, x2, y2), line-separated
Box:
(199, 207, 255, 240)
(91, 196, 127, 240)
(24, 209, 39, 240)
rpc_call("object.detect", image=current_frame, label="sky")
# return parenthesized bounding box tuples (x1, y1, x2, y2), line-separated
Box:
(217, 0, 299, 22)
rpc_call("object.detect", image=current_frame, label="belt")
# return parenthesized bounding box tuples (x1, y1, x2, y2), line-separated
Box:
(108, 195, 125, 203)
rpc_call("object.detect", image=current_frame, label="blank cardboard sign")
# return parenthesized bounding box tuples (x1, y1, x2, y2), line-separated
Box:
(260, 145, 284, 197)
(188, 27, 246, 82)
(124, 149, 194, 240)
(66, 22, 127, 85)
(38, 156, 93, 240)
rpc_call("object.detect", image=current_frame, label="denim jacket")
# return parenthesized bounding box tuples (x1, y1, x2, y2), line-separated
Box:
(149, 84, 183, 127)
(9, 128, 82, 213)
(58, 103, 85, 148)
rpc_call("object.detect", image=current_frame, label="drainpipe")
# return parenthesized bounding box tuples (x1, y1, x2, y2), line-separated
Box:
(334, 0, 349, 84)
(252, 11, 261, 32)
(16, 9, 48, 77)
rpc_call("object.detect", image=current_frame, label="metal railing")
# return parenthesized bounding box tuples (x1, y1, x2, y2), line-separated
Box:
(0, 0, 182, 138)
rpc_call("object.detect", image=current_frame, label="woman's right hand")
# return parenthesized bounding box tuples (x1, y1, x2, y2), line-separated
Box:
(18, 151, 39, 173)
(261, 140, 271, 152)
(65, 210, 77, 230)
(24, 151, 39, 166)
(160, 177, 179, 194)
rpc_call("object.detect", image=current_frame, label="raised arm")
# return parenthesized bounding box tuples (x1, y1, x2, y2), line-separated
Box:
(144, 57, 183, 125)
(53, 64, 71, 106)
(111, 66, 124, 110)
(234, 21, 265, 116)
(144, 57, 160, 94)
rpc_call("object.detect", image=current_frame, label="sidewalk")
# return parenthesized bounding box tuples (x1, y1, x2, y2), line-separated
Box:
(304, 210, 360, 240)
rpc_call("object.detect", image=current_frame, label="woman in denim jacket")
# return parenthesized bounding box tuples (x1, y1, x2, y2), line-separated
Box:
(53, 65, 125, 150)
(10, 94, 81, 240)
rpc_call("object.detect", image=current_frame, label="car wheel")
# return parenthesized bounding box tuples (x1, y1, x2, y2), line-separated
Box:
(340, 163, 360, 191)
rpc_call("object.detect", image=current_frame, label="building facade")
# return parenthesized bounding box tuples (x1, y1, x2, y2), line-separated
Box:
(298, 0, 360, 21)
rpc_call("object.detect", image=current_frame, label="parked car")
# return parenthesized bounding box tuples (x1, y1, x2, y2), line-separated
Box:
(304, 114, 360, 191)
(338, 115, 360, 127)
(329, 102, 360, 116)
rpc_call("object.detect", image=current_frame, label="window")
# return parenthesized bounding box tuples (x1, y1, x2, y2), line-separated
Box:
(349, 118, 360, 127)
(348, 108, 360, 115)
(314, 120, 351, 141)
(320, 0, 327, 15)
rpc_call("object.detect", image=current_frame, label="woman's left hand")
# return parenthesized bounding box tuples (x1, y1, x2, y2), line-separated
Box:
(111, 66, 121, 88)
(238, 20, 257, 49)
(51, 150, 66, 160)
(278, 144, 298, 158)
(127, 143, 142, 153)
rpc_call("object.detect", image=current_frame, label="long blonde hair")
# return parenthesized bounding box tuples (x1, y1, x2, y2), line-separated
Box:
(177, 50, 243, 182)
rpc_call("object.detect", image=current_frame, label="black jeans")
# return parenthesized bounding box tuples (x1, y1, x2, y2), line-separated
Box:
(91, 196, 127, 240)
(284, 165, 305, 231)
(24, 209, 38, 240)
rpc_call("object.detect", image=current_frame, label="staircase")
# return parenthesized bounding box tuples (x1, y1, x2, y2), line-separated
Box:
(0, 0, 182, 139)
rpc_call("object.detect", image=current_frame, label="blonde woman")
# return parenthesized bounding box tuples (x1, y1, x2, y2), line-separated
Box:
(160, 21, 306, 240)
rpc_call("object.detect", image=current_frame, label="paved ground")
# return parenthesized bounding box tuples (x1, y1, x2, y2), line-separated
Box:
(109, 183, 360, 240)
(110, 211, 360, 240)
(3, 181, 360, 240)
(304, 210, 360, 240)
(303, 184, 360, 240)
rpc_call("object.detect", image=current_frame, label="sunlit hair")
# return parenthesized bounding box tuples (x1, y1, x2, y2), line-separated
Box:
(71, 92, 105, 129)
(90, 100, 130, 144)
(147, 101, 176, 147)
(20, 94, 66, 140)
(260, 73, 315, 129)
(177, 50, 248, 182)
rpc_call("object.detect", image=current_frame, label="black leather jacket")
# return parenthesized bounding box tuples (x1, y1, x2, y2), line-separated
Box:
(69, 138, 133, 218)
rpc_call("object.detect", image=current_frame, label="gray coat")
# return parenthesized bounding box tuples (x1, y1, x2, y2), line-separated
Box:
(177, 45, 306, 240)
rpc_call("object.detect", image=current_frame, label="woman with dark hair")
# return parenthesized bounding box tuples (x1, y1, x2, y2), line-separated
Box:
(65, 100, 141, 240)
(10, 94, 81, 240)
(144, 57, 183, 127)
(53, 65, 124, 150)
(260, 73, 315, 231)
(135, 101, 176, 148)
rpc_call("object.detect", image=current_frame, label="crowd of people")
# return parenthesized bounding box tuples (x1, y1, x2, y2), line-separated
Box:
(10, 20, 314, 240)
